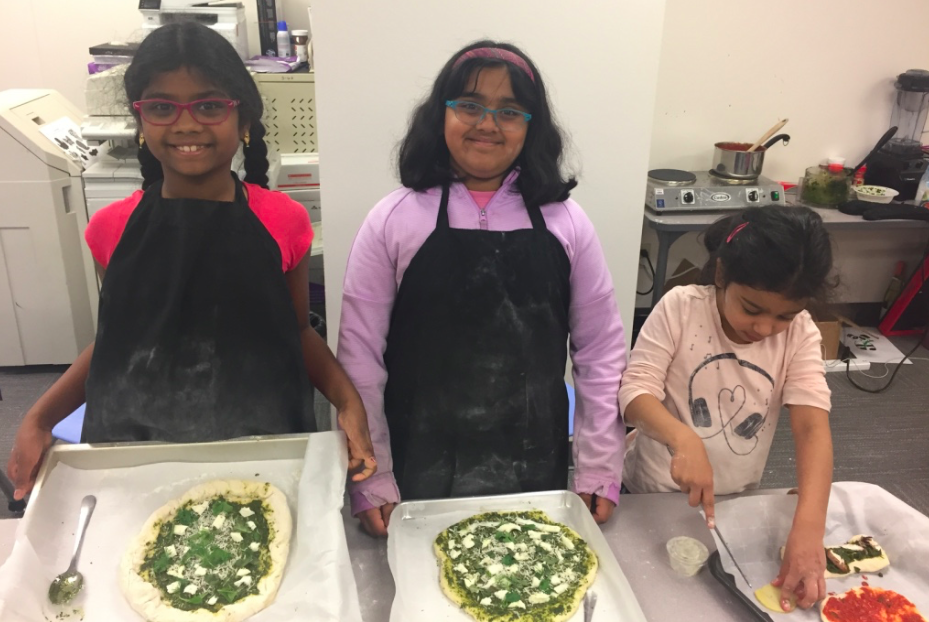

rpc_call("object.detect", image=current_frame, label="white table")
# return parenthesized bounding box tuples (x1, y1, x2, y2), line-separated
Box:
(644, 204, 929, 306)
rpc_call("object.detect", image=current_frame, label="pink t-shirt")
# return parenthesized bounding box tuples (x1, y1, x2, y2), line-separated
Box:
(85, 183, 313, 272)
(468, 189, 496, 209)
(619, 284, 831, 495)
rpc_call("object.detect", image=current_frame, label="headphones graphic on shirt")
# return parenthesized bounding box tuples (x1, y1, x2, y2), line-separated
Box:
(686, 353, 775, 456)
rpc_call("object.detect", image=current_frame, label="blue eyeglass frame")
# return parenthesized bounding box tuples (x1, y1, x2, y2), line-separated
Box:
(445, 100, 532, 126)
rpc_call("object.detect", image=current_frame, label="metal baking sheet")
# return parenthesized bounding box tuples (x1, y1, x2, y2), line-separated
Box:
(710, 481, 929, 620)
(0, 432, 363, 622)
(386, 490, 647, 621)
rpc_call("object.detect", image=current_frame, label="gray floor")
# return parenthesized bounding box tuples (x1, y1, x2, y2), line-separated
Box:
(1, 348, 928, 519)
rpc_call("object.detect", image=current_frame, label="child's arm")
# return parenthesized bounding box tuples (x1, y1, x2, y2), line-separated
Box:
(285, 253, 376, 483)
(623, 395, 716, 524)
(773, 405, 832, 610)
(7, 341, 94, 499)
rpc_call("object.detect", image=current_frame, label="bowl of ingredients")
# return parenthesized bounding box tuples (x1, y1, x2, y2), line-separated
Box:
(800, 165, 851, 207)
(854, 185, 899, 204)
(666, 536, 709, 577)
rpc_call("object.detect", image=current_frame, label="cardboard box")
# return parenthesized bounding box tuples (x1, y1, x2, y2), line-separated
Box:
(809, 307, 842, 361)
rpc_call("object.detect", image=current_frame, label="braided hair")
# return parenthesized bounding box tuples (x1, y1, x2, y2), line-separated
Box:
(126, 21, 269, 189)
(699, 205, 837, 303)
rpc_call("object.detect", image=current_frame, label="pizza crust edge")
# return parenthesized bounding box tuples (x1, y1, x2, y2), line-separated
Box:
(435, 512, 598, 622)
(118, 479, 292, 622)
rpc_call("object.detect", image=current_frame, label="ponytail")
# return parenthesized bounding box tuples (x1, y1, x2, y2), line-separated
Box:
(243, 120, 270, 189)
(137, 134, 163, 191)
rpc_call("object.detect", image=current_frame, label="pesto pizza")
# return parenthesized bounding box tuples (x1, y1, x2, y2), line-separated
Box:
(434, 510, 598, 622)
(119, 480, 292, 622)
(779, 534, 890, 578)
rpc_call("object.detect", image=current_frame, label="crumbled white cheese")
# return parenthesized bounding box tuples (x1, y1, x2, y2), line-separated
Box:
(515, 552, 530, 561)
(194, 566, 207, 577)
(173, 525, 188, 535)
(508, 601, 526, 609)
(480, 597, 492, 606)
(487, 563, 504, 576)
(230, 532, 243, 543)
(528, 531, 543, 541)
(464, 577, 475, 588)
(455, 564, 468, 574)
(554, 583, 570, 595)
(236, 568, 251, 577)
(449, 550, 461, 560)
(531, 576, 541, 588)
(497, 523, 520, 533)
(234, 575, 253, 587)
(533, 563, 544, 573)
(183, 584, 198, 595)
(207, 596, 218, 606)
(528, 593, 550, 604)
(249, 542, 260, 552)
(481, 538, 493, 549)
(462, 535, 475, 549)
(504, 542, 516, 551)
(247, 521, 257, 531)
(167, 565, 186, 579)
(239, 507, 255, 518)
(212, 515, 226, 529)
(165, 545, 177, 558)
(551, 574, 563, 586)
(481, 557, 494, 567)
(538, 524, 561, 533)
(191, 502, 208, 515)
(561, 536, 575, 550)
(516, 543, 529, 551)
(515, 518, 538, 526)
(481, 577, 495, 589)
(494, 590, 508, 600)
(448, 540, 457, 549)
(539, 542, 553, 552)
(166, 581, 180, 594)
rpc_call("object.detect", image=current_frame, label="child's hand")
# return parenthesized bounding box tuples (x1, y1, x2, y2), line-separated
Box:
(336, 401, 378, 482)
(359, 503, 396, 538)
(669, 433, 716, 527)
(579, 494, 616, 524)
(772, 524, 826, 610)
(7, 417, 53, 500)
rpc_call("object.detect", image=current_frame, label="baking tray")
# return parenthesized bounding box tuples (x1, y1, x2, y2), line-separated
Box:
(0, 433, 363, 622)
(707, 551, 773, 622)
(386, 490, 647, 621)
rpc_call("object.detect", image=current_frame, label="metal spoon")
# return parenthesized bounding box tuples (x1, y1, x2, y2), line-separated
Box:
(48, 495, 96, 605)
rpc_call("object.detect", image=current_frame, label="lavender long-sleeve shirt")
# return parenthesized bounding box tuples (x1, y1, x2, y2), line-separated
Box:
(338, 171, 627, 514)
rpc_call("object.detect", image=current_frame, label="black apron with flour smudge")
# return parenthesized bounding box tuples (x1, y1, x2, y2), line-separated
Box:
(383, 184, 571, 499)
(82, 177, 311, 442)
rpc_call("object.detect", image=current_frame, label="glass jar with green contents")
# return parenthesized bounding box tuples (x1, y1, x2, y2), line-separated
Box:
(800, 164, 851, 207)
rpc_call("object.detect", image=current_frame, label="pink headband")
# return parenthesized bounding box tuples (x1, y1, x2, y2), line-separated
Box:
(726, 222, 748, 244)
(452, 47, 535, 83)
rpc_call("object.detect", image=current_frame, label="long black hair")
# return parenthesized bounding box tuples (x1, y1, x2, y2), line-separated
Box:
(699, 205, 836, 302)
(125, 21, 269, 189)
(398, 40, 576, 209)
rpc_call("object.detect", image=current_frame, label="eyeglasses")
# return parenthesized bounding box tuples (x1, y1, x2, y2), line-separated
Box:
(445, 100, 532, 131)
(132, 98, 241, 126)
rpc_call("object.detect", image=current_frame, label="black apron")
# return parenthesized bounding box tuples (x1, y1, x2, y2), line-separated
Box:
(383, 184, 571, 499)
(83, 177, 312, 443)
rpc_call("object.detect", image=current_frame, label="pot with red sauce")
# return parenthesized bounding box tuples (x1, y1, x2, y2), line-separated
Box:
(712, 134, 790, 180)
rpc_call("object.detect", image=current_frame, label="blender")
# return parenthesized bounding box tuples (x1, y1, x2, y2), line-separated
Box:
(864, 69, 929, 201)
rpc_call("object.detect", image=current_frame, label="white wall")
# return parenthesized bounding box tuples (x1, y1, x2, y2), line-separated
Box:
(639, 0, 929, 306)
(312, 0, 667, 352)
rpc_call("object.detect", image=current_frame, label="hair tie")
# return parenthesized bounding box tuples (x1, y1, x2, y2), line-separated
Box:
(452, 47, 535, 83)
(726, 222, 748, 244)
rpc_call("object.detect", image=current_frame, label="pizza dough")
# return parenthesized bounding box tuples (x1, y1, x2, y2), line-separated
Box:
(779, 534, 890, 579)
(821, 586, 927, 622)
(434, 510, 598, 622)
(754, 583, 796, 614)
(119, 480, 292, 622)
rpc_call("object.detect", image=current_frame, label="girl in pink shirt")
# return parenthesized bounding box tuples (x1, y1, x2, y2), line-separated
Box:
(620, 205, 834, 612)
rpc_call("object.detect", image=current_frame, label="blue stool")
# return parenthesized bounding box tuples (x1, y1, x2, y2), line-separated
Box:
(566, 382, 576, 437)
(52, 403, 85, 443)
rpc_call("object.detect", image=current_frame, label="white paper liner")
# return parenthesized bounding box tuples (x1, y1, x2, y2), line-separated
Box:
(0, 431, 362, 622)
(711, 481, 929, 619)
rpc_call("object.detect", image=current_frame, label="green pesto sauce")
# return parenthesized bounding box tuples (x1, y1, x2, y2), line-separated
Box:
(436, 510, 596, 621)
(825, 539, 883, 575)
(140, 495, 273, 612)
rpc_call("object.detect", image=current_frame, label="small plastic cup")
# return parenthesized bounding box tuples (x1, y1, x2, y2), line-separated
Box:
(666, 536, 709, 577)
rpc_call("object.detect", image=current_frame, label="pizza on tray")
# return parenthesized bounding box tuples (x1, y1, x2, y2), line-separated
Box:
(119, 480, 291, 622)
(821, 586, 927, 622)
(434, 510, 598, 622)
(779, 534, 890, 579)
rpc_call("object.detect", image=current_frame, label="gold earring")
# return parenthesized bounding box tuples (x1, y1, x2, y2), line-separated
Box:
(138, 134, 145, 148)
(243, 131, 250, 147)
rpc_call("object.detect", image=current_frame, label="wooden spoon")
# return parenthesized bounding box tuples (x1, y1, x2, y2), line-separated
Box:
(748, 119, 789, 152)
